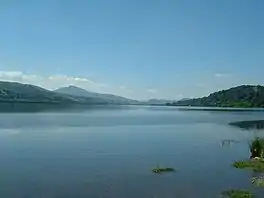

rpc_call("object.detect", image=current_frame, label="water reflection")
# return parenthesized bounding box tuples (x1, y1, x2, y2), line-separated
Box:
(0, 103, 132, 113)
(220, 139, 240, 148)
(177, 107, 264, 112)
(229, 120, 264, 130)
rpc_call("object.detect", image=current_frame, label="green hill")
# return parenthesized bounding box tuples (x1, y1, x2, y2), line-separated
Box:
(54, 85, 139, 105)
(167, 85, 264, 108)
(0, 81, 109, 105)
(0, 81, 71, 103)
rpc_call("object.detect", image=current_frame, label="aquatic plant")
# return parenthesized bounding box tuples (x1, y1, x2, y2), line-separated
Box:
(252, 176, 264, 187)
(249, 137, 263, 159)
(226, 138, 264, 197)
(221, 189, 254, 198)
(152, 164, 176, 173)
(233, 159, 264, 172)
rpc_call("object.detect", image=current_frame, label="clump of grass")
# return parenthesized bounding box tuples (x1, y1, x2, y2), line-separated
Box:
(252, 176, 264, 187)
(232, 137, 264, 172)
(152, 164, 176, 173)
(249, 137, 263, 159)
(233, 159, 264, 172)
(221, 189, 254, 198)
(152, 167, 175, 173)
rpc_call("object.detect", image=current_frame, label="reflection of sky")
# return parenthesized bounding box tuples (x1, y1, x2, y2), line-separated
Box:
(0, 129, 21, 136)
(0, 106, 263, 129)
(0, 108, 262, 197)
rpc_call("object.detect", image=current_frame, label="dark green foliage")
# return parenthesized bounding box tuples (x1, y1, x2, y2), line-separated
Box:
(226, 138, 264, 197)
(152, 164, 176, 173)
(250, 138, 262, 158)
(232, 138, 264, 172)
(152, 167, 175, 173)
(221, 189, 254, 198)
(252, 176, 264, 187)
(233, 160, 264, 172)
(167, 85, 264, 108)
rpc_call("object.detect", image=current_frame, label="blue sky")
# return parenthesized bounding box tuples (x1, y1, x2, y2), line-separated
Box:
(0, 0, 264, 100)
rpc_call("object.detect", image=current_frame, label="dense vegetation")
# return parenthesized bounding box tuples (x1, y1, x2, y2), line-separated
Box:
(167, 85, 264, 108)
(233, 137, 264, 172)
(225, 137, 264, 197)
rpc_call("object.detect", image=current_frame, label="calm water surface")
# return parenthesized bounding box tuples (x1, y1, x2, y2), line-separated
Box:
(0, 106, 264, 198)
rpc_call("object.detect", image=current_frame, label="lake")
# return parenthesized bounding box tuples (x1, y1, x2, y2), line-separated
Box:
(0, 105, 264, 198)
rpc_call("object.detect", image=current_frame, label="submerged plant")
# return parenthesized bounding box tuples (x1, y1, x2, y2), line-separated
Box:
(221, 189, 254, 198)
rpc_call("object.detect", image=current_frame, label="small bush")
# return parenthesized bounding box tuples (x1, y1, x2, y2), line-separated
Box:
(249, 137, 263, 158)
(233, 159, 264, 172)
(152, 165, 176, 173)
(252, 176, 264, 187)
(221, 189, 254, 198)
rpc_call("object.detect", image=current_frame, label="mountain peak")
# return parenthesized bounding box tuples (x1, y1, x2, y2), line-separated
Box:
(54, 85, 138, 104)
(66, 85, 87, 90)
(54, 85, 92, 96)
(68, 85, 78, 88)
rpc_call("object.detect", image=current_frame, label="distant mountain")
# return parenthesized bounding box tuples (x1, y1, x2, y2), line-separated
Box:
(142, 99, 174, 105)
(54, 86, 91, 97)
(177, 98, 191, 102)
(7, 82, 264, 109)
(141, 98, 192, 105)
(54, 85, 139, 105)
(0, 81, 71, 103)
(0, 81, 110, 105)
(167, 85, 264, 108)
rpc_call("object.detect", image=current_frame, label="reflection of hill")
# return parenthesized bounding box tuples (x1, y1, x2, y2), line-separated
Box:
(0, 103, 134, 113)
(229, 120, 264, 130)
(0, 103, 74, 113)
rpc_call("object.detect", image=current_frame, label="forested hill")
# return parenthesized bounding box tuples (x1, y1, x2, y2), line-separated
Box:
(0, 81, 111, 105)
(167, 85, 264, 108)
(0, 81, 140, 105)
(54, 85, 139, 105)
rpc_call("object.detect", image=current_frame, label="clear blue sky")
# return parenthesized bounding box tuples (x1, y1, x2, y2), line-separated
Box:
(0, 0, 264, 100)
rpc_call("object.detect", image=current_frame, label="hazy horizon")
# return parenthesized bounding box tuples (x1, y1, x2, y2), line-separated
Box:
(1, 1, 264, 100)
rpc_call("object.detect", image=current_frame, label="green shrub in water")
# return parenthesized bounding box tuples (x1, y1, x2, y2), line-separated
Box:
(249, 137, 263, 159)
(152, 164, 176, 173)
(233, 159, 264, 172)
(221, 189, 254, 198)
(252, 176, 264, 187)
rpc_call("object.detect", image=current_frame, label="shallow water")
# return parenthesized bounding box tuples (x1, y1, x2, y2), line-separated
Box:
(0, 106, 263, 198)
